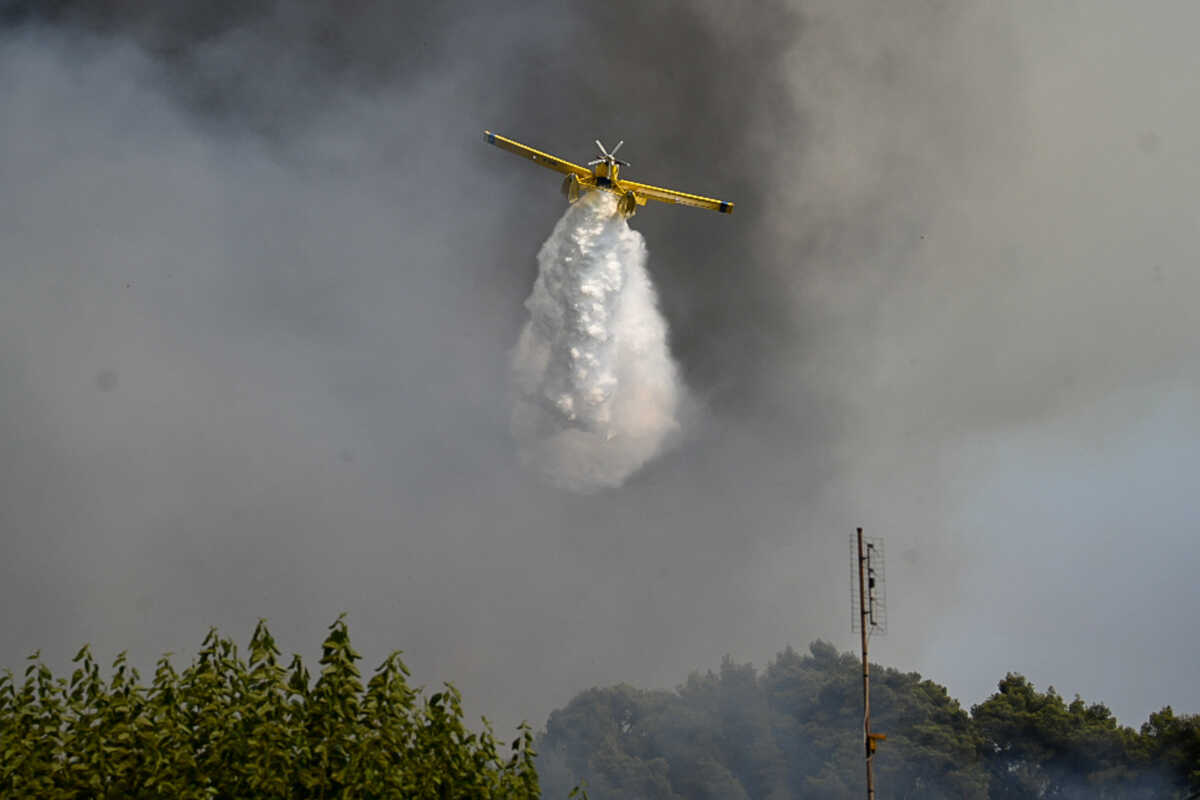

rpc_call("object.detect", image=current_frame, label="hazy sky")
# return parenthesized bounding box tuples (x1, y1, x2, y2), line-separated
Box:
(1, 0, 1197, 731)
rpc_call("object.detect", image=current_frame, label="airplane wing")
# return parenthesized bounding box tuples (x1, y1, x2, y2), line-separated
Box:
(484, 131, 591, 179)
(620, 180, 735, 214)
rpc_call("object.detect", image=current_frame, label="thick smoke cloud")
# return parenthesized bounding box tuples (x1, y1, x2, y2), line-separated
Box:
(2, 0, 1198, 735)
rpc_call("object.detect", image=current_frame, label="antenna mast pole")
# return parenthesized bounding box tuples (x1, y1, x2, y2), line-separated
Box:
(857, 527, 875, 800)
(852, 527, 886, 798)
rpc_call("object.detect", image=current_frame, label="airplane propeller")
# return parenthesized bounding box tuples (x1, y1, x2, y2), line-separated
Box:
(587, 139, 631, 168)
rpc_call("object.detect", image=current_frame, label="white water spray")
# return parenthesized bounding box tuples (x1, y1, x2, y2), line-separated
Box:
(511, 191, 685, 492)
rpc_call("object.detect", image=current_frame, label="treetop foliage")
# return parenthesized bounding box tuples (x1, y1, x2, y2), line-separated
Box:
(5, 624, 1197, 799)
(0, 617, 540, 799)
(538, 641, 1200, 800)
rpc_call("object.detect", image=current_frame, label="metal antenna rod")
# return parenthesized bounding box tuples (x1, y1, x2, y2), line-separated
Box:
(852, 527, 887, 800)
(857, 527, 875, 800)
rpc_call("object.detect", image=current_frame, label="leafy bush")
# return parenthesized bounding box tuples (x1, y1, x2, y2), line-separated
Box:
(0, 617, 540, 799)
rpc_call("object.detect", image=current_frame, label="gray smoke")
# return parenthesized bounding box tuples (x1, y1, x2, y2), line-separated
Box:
(511, 192, 682, 492)
(3, 0, 1199, 736)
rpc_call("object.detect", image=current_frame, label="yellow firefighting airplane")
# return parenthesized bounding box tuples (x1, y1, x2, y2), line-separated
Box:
(483, 131, 734, 217)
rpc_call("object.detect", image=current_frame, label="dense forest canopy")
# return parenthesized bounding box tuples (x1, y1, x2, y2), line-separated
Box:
(3, 627, 1197, 798)
(538, 641, 1200, 799)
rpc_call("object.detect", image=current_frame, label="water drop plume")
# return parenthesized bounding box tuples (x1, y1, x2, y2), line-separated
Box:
(511, 191, 685, 492)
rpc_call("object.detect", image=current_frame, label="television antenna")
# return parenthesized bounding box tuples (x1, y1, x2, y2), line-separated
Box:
(851, 527, 887, 800)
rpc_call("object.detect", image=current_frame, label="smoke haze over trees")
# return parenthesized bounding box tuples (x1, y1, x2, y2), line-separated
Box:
(4, 624, 1197, 798)
(2, 0, 1199, 746)
(538, 642, 1200, 799)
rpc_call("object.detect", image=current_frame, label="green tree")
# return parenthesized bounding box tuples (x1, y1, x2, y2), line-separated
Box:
(539, 645, 1199, 799)
(1137, 706, 1200, 796)
(0, 618, 540, 799)
(539, 641, 990, 799)
(971, 673, 1161, 798)
(763, 641, 987, 800)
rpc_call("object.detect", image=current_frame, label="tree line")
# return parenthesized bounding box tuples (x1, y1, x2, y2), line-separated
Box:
(3, 623, 1196, 798)
(537, 642, 1200, 800)
(537, 640, 1200, 799)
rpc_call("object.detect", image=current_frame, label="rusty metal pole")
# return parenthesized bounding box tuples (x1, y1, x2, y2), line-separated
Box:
(858, 527, 875, 800)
